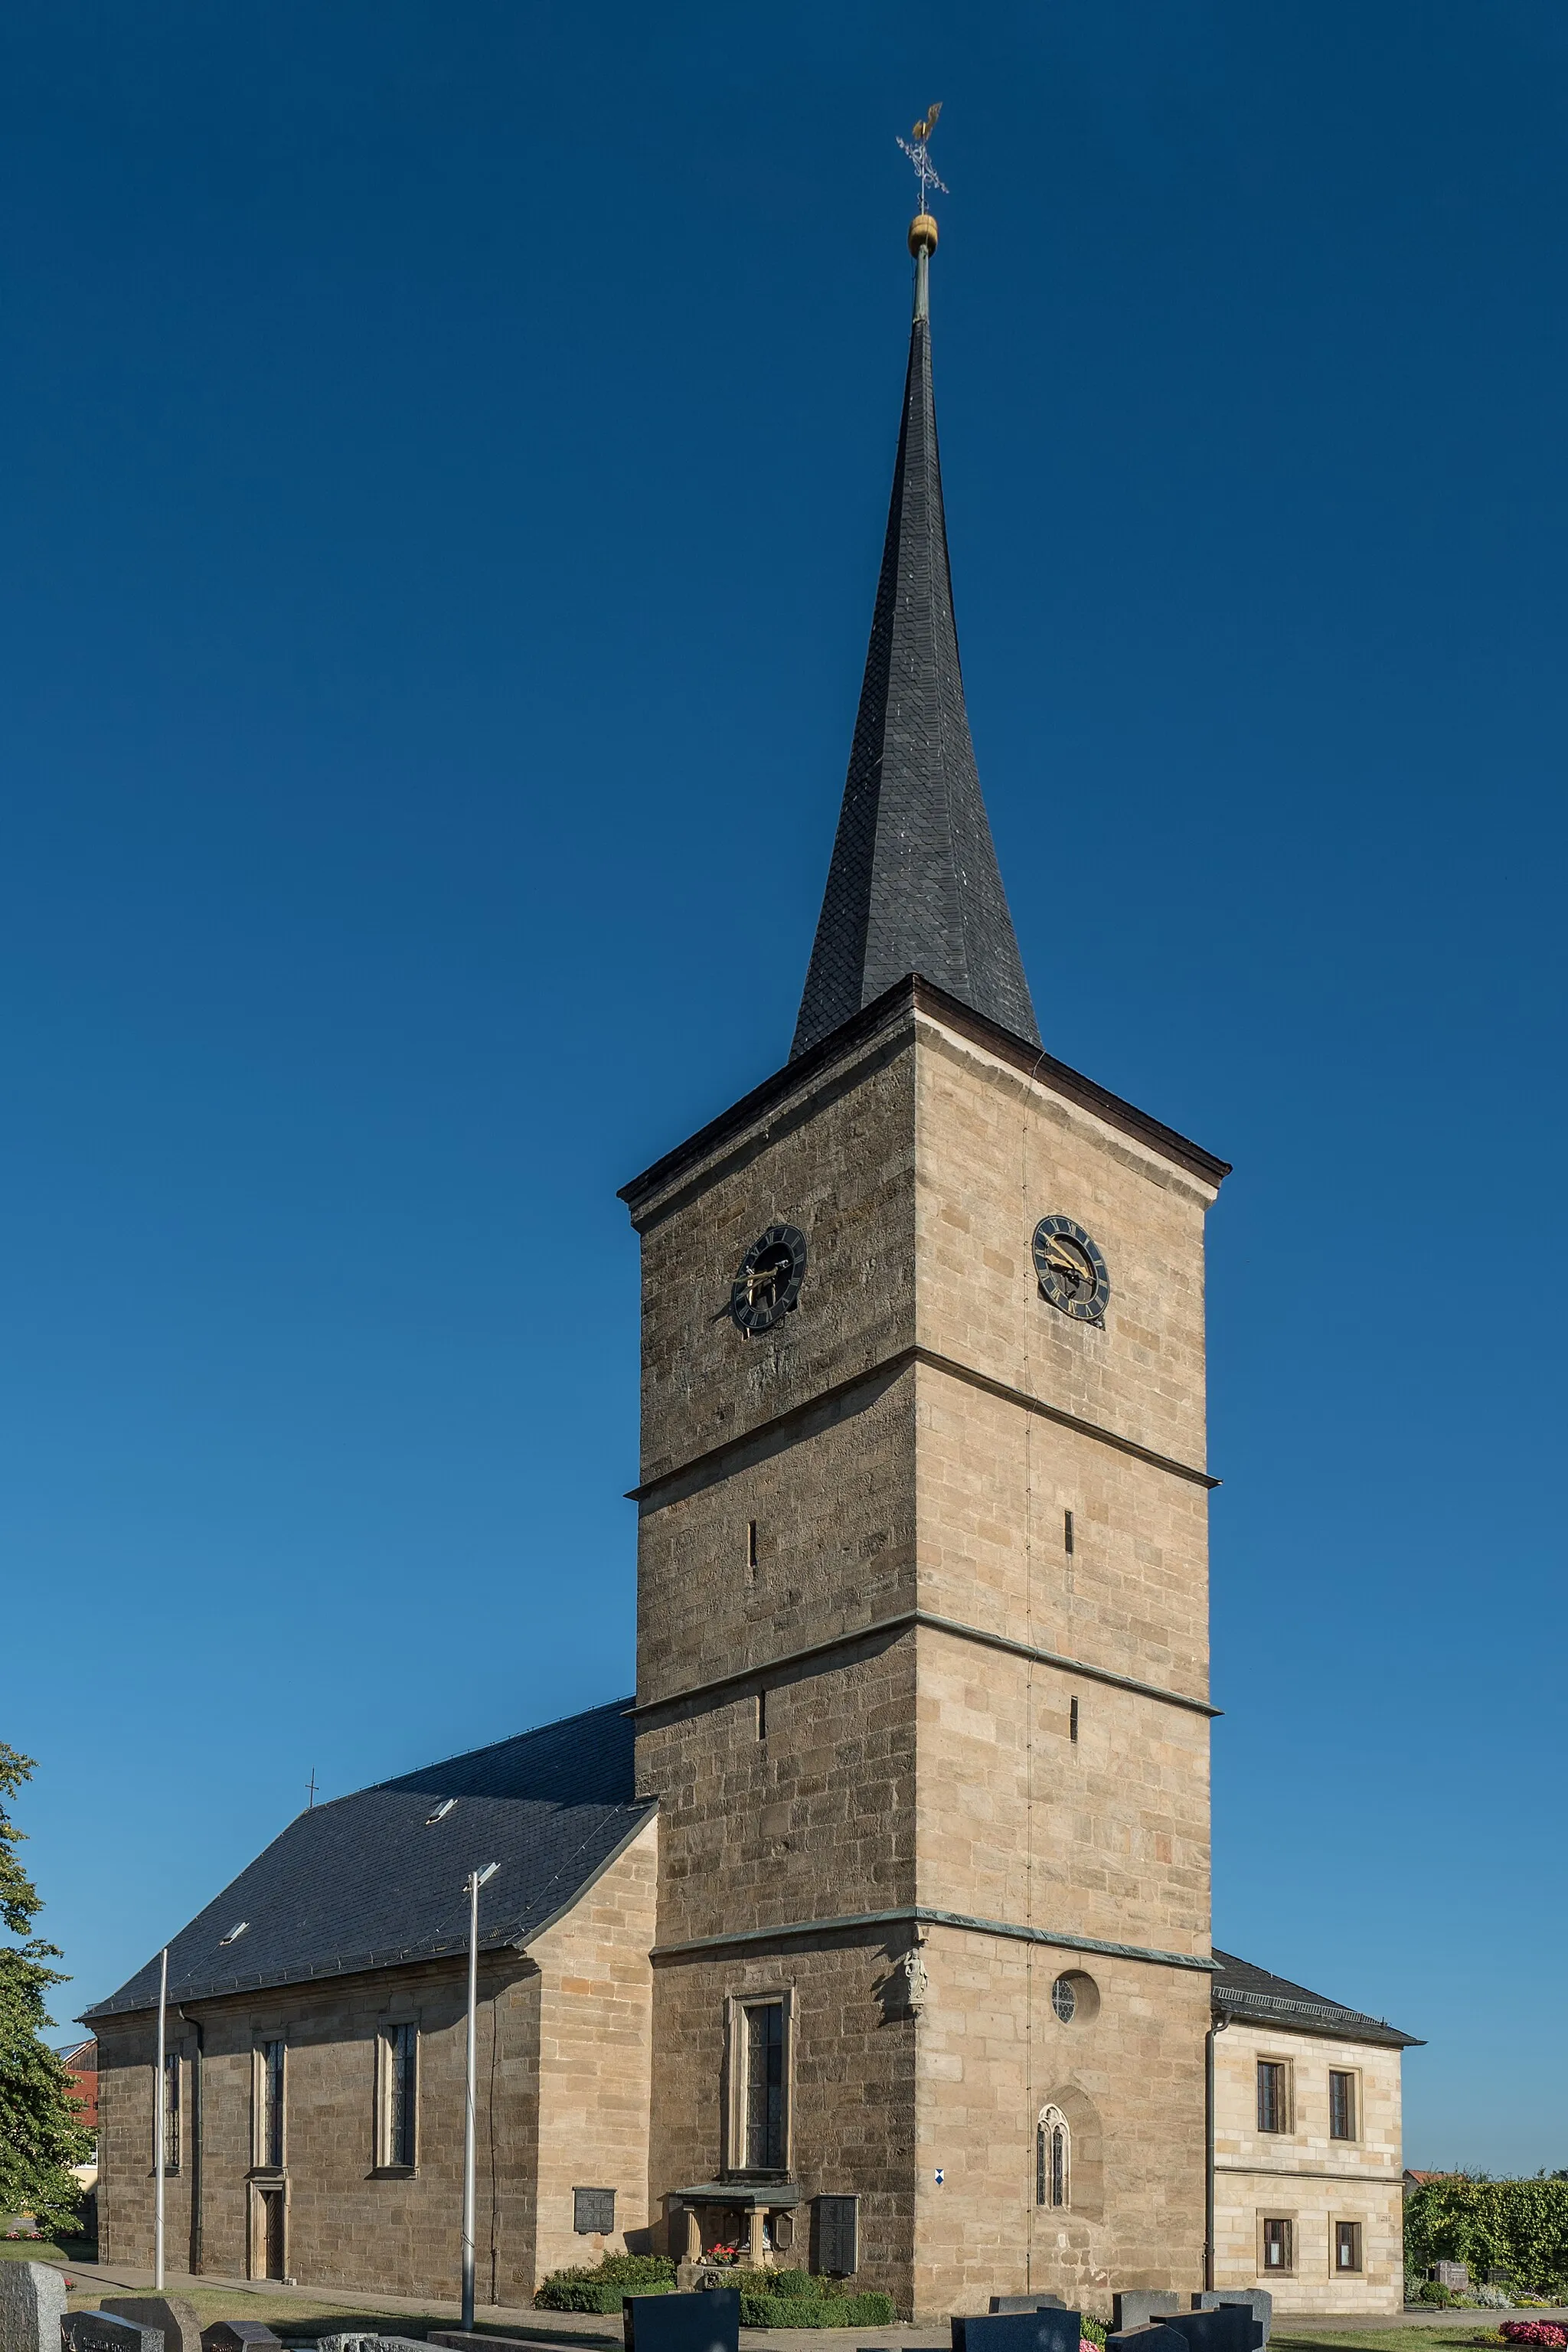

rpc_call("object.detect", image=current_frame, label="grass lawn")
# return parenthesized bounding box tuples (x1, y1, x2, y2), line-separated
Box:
(1274, 2333, 1506, 2352)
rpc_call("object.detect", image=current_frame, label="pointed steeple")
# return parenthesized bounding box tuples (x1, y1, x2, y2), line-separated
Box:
(792, 214, 1039, 1061)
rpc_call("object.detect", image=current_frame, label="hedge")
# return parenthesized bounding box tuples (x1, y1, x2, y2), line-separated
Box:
(534, 2252, 676, 2311)
(1404, 2180, 1568, 2295)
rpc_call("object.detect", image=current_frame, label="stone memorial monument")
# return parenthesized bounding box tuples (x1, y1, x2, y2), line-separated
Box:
(622, 2291, 740, 2352)
(103, 2300, 201, 2352)
(0, 2262, 66, 2352)
(1162, 2306, 1260, 2352)
(990, 2299, 1068, 2314)
(1113, 2294, 1181, 2334)
(201, 2328, 283, 2352)
(61, 2315, 163, 2352)
(951, 2311, 1083, 2352)
(1194, 2292, 1271, 2347)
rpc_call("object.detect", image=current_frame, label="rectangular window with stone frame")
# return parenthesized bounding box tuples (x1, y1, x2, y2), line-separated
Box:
(1334, 2219, 1364, 2275)
(727, 1994, 790, 2177)
(1261, 2216, 1294, 2275)
(1329, 2069, 1358, 2141)
(1256, 2059, 1292, 2135)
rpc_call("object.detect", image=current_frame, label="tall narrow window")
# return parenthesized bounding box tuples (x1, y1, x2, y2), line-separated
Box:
(1069, 1697, 1080, 1743)
(386, 2024, 417, 2168)
(1329, 2069, 1357, 2141)
(747, 1521, 759, 1575)
(1334, 2220, 1363, 2274)
(756, 1687, 767, 1743)
(162, 2050, 180, 2173)
(743, 2000, 786, 2171)
(1262, 2216, 1293, 2273)
(1256, 2060, 1289, 2135)
(1035, 2106, 1070, 2208)
(1063, 1510, 1074, 1555)
(260, 2039, 285, 2168)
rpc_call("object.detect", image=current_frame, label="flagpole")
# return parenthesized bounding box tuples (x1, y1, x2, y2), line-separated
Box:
(154, 1946, 168, 2288)
(460, 1863, 498, 2331)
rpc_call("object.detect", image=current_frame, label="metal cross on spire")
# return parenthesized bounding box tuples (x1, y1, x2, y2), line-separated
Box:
(897, 101, 948, 210)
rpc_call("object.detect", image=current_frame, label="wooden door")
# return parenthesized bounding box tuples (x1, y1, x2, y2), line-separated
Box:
(262, 2189, 285, 2280)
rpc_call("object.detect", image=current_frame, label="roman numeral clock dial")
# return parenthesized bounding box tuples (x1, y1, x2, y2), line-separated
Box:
(1032, 1214, 1109, 1325)
(729, 1223, 808, 1336)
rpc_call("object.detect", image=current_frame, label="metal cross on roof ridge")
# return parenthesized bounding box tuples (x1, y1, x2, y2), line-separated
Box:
(897, 99, 948, 209)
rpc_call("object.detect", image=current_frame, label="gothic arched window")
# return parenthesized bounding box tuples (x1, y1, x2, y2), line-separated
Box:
(1035, 2105, 1070, 2209)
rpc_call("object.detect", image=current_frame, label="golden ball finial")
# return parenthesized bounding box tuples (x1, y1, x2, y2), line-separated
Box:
(909, 213, 938, 257)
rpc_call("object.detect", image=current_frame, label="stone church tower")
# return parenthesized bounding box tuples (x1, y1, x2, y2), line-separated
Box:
(619, 219, 1230, 2321)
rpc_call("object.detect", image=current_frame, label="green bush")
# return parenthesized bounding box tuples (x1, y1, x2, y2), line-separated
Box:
(534, 2252, 676, 2311)
(737, 2282, 895, 2329)
(1405, 2180, 1568, 2301)
(1080, 2320, 1108, 2347)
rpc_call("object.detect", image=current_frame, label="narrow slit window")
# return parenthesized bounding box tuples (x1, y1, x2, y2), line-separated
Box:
(756, 1687, 767, 1742)
(260, 2039, 285, 2169)
(162, 2050, 180, 2173)
(386, 2024, 417, 2168)
(1329, 2069, 1357, 2141)
(747, 1520, 759, 1573)
(1069, 1697, 1080, 1743)
(1064, 1510, 1074, 1555)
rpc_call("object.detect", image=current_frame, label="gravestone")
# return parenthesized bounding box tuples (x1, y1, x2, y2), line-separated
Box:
(623, 2290, 740, 2352)
(1161, 2307, 1260, 2352)
(1194, 2291, 1272, 2347)
(991, 2299, 1067, 2314)
(951, 2311, 1083, 2352)
(0, 2262, 66, 2352)
(61, 2315, 163, 2352)
(316, 2338, 429, 2352)
(1106, 2327, 1191, 2352)
(201, 2328, 283, 2352)
(1113, 2295, 1181, 2334)
(1431, 2265, 1470, 2292)
(103, 2300, 202, 2352)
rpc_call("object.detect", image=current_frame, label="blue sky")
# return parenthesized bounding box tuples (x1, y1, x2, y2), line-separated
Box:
(3, 2, 1564, 2173)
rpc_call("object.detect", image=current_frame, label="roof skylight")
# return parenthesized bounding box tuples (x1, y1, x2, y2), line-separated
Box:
(219, 1921, 249, 1945)
(425, 1799, 456, 1824)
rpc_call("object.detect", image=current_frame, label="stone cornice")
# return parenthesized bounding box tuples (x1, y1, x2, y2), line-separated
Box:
(652, 1903, 1218, 1973)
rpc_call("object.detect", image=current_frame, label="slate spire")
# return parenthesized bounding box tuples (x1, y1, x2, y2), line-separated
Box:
(792, 220, 1039, 1060)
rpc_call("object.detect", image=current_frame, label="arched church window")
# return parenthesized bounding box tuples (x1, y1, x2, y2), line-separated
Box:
(1035, 2105, 1070, 2208)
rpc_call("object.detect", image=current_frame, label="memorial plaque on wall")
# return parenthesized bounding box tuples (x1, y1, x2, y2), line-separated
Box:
(815, 2194, 858, 2278)
(573, 2187, 616, 2236)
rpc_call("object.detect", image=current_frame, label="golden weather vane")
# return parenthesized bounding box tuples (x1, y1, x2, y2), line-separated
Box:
(897, 101, 948, 211)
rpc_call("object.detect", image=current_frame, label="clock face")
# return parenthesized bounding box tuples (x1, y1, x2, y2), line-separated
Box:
(730, 1223, 808, 1337)
(1031, 1215, 1109, 1325)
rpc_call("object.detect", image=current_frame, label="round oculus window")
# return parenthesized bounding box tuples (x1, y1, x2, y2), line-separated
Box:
(1050, 1974, 1077, 2024)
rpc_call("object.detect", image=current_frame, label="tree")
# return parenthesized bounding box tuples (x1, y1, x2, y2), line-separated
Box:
(0, 1743, 93, 2236)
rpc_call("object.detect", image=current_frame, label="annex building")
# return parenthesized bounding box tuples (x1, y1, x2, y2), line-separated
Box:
(88, 209, 1419, 2322)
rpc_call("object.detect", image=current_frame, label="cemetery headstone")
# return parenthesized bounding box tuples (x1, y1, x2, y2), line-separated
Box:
(1106, 2326, 1191, 2352)
(1160, 2306, 1259, 2352)
(0, 2261, 66, 2352)
(103, 2299, 202, 2352)
(951, 2310, 1083, 2352)
(623, 2291, 739, 2352)
(61, 2314, 163, 2352)
(1432, 2265, 1470, 2292)
(200, 2328, 282, 2352)
(1194, 2291, 1271, 2347)
(315, 2337, 430, 2352)
(1113, 2295, 1181, 2335)
(990, 2299, 1067, 2314)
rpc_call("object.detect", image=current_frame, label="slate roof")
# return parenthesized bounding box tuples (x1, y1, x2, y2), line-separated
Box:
(83, 1699, 648, 2019)
(791, 266, 1040, 1060)
(1213, 1949, 1423, 2049)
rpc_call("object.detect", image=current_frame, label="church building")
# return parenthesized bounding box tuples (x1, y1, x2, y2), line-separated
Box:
(88, 202, 1419, 2323)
